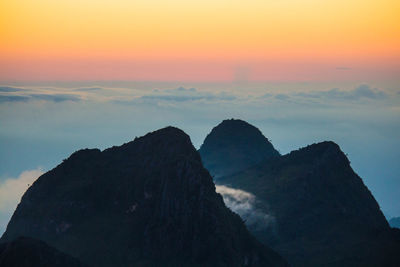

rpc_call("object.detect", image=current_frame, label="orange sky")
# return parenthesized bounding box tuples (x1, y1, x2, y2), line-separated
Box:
(1, 0, 399, 81)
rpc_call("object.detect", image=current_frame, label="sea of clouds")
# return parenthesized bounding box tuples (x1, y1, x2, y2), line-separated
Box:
(0, 81, 399, 234)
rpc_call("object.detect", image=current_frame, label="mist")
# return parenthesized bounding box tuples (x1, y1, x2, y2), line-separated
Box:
(216, 185, 275, 231)
(0, 81, 399, 226)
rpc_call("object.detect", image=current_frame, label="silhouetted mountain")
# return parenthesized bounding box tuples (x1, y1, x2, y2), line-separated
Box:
(218, 142, 400, 265)
(1, 127, 287, 267)
(390, 217, 400, 229)
(200, 120, 400, 266)
(0, 236, 86, 267)
(199, 119, 280, 178)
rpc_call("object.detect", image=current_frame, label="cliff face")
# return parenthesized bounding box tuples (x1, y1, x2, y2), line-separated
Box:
(0, 237, 86, 267)
(1, 127, 287, 267)
(200, 120, 400, 266)
(218, 142, 400, 266)
(199, 119, 280, 178)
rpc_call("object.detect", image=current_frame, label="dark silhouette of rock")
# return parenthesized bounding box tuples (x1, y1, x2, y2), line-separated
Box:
(1, 127, 287, 267)
(390, 217, 400, 229)
(200, 120, 400, 266)
(199, 119, 280, 178)
(0, 236, 86, 267)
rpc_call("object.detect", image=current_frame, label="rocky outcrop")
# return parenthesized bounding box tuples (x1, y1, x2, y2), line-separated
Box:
(1, 127, 287, 267)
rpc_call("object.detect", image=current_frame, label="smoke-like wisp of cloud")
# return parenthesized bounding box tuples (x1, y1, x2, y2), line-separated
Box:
(216, 185, 275, 231)
(0, 168, 44, 235)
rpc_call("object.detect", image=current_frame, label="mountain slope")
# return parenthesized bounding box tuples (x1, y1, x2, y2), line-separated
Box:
(0, 236, 86, 267)
(199, 119, 280, 178)
(218, 141, 400, 266)
(1, 127, 287, 267)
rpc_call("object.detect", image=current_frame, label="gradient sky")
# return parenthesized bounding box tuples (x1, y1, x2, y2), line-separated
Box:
(1, 0, 399, 81)
(0, 0, 399, 234)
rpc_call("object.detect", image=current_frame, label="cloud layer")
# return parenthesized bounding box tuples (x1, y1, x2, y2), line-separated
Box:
(0, 93, 81, 103)
(294, 84, 387, 101)
(0, 81, 399, 219)
(0, 84, 394, 105)
(0, 87, 26, 92)
(216, 185, 275, 231)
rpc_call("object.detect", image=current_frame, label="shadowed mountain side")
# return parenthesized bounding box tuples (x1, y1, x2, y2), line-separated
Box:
(199, 119, 280, 178)
(1, 127, 287, 267)
(0, 236, 86, 267)
(218, 141, 400, 266)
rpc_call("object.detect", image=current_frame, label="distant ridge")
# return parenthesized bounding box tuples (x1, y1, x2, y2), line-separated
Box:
(199, 119, 280, 178)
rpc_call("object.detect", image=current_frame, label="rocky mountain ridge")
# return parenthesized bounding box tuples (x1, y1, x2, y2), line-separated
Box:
(200, 119, 400, 266)
(1, 126, 287, 267)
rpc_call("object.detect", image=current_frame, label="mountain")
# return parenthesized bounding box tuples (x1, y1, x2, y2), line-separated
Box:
(390, 217, 400, 229)
(0, 236, 86, 267)
(200, 120, 400, 266)
(199, 119, 280, 178)
(1, 127, 287, 267)
(218, 142, 400, 266)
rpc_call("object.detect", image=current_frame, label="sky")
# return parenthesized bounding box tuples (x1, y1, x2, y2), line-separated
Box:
(0, 0, 399, 234)
(1, 0, 399, 81)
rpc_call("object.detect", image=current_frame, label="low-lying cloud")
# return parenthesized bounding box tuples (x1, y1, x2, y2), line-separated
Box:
(75, 87, 102, 92)
(30, 94, 81, 102)
(216, 185, 275, 231)
(0, 84, 393, 106)
(0, 169, 44, 235)
(0, 86, 27, 92)
(0, 93, 81, 103)
(140, 87, 236, 102)
(0, 95, 30, 103)
(294, 84, 387, 101)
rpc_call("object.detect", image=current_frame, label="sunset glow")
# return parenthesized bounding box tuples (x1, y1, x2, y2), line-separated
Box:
(1, 0, 399, 81)
(1, 0, 400, 258)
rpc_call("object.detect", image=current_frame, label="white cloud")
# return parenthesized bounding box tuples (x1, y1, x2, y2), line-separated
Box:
(0, 168, 44, 235)
(216, 185, 275, 231)
(0, 94, 81, 103)
(139, 87, 236, 103)
(293, 84, 387, 101)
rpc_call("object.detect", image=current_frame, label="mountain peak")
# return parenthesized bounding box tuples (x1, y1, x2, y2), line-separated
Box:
(215, 119, 269, 137)
(286, 141, 351, 167)
(2, 127, 287, 267)
(303, 140, 341, 151)
(136, 126, 192, 149)
(216, 139, 394, 266)
(101, 126, 201, 165)
(108, 126, 191, 149)
(140, 126, 189, 139)
(199, 119, 279, 178)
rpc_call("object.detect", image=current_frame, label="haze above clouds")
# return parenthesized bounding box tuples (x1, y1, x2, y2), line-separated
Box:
(0, 81, 399, 235)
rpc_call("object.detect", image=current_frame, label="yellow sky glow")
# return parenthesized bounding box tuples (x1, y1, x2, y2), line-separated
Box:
(0, 0, 399, 80)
